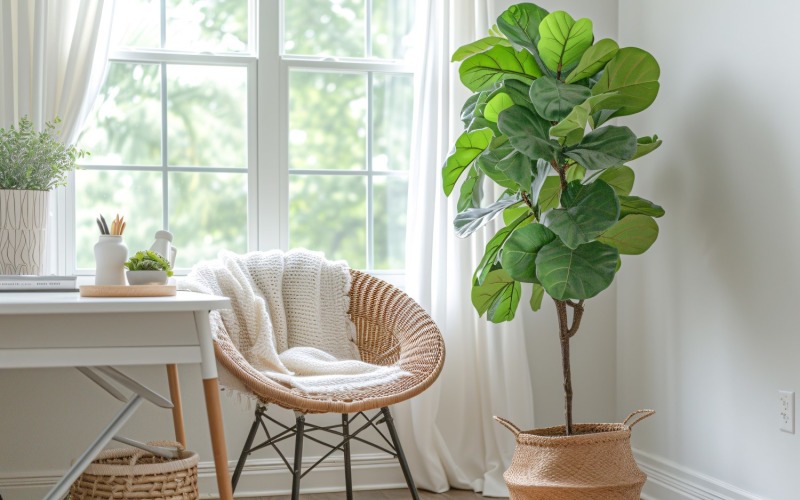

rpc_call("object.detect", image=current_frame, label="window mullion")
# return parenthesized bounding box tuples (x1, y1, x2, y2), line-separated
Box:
(366, 71, 374, 270)
(160, 62, 169, 231)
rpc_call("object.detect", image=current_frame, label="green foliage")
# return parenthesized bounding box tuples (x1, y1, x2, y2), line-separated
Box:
(537, 11, 593, 75)
(441, 2, 665, 322)
(0, 116, 87, 190)
(124, 250, 174, 276)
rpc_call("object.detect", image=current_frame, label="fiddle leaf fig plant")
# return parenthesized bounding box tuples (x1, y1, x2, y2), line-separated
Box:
(442, 2, 664, 435)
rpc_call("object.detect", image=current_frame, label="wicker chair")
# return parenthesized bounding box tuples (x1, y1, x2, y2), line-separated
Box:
(213, 269, 445, 500)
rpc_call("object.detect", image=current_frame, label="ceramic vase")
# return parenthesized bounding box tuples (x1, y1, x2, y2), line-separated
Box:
(94, 235, 128, 285)
(0, 189, 48, 275)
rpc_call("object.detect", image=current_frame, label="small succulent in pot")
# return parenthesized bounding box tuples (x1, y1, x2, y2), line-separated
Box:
(125, 250, 173, 285)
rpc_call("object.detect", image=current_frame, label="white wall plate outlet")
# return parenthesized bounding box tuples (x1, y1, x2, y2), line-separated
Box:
(778, 390, 795, 434)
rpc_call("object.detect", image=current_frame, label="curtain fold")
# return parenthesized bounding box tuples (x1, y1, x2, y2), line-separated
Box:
(396, 0, 536, 496)
(0, 0, 115, 273)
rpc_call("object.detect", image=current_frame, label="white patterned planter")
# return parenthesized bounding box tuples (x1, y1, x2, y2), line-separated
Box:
(0, 189, 48, 275)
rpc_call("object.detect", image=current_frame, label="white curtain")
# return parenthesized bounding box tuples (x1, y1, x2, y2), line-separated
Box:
(0, 0, 115, 273)
(395, 0, 536, 496)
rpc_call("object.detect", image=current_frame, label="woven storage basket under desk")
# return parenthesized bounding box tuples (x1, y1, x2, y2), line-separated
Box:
(69, 443, 198, 499)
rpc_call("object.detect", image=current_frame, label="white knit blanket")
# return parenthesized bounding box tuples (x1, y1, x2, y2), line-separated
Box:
(181, 249, 409, 394)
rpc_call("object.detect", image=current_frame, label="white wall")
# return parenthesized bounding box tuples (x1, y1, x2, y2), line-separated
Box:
(616, 1, 800, 498)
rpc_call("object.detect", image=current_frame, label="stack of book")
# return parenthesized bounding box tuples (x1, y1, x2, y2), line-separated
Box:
(0, 275, 78, 292)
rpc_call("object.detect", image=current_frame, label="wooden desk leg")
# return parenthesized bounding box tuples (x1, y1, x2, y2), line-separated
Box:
(166, 364, 187, 447)
(203, 377, 233, 500)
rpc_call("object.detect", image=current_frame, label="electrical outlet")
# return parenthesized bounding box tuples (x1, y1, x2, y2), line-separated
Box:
(778, 390, 795, 433)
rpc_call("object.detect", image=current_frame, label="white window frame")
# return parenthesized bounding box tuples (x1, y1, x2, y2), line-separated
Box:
(274, 0, 413, 284)
(64, 0, 412, 287)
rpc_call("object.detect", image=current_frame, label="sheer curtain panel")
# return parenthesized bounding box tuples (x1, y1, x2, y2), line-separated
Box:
(0, 0, 115, 273)
(396, 0, 536, 496)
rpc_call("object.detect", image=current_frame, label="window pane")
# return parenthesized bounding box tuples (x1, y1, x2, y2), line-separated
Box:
(371, 0, 415, 60)
(79, 63, 162, 166)
(289, 175, 366, 268)
(169, 172, 248, 267)
(372, 73, 412, 171)
(289, 71, 366, 171)
(112, 0, 160, 49)
(283, 0, 365, 57)
(75, 170, 163, 269)
(373, 175, 407, 269)
(165, 0, 249, 52)
(167, 65, 247, 168)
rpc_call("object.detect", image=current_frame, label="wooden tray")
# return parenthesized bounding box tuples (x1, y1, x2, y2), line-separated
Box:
(80, 285, 177, 297)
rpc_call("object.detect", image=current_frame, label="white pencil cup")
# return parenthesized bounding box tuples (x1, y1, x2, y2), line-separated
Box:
(94, 235, 129, 286)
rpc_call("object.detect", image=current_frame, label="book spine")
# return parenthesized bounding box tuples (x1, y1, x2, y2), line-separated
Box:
(0, 281, 77, 290)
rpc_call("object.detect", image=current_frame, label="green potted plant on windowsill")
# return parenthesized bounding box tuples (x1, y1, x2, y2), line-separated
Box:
(125, 250, 174, 285)
(0, 116, 86, 274)
(442, 3, 664, 498)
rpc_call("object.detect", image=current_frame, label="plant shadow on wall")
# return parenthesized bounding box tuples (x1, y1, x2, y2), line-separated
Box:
(441, 3, 665, 498)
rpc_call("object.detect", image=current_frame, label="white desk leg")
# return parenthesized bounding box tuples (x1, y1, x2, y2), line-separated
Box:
(44, 396, 144, 500)
(194, 310, 233, 500)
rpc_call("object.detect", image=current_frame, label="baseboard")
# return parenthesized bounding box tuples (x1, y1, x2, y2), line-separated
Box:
(635, 449, 764, 500)
(0, 453, 406, 499)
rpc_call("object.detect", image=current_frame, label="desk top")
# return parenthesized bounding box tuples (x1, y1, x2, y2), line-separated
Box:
(0, 290, 230, 315)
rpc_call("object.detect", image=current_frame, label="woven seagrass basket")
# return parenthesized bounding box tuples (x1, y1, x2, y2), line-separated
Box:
(69, 442, 198, 499)
(494, 410, 654, 500)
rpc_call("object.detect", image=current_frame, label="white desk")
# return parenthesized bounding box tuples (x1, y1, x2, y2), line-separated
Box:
(0, 291, 234, 499)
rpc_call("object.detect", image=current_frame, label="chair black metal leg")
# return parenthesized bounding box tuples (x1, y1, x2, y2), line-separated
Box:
(291, 413, 306, 500)
(381, 407, 420, 500)
(342, 413, 353, 500)
(231, 408, 262, 492)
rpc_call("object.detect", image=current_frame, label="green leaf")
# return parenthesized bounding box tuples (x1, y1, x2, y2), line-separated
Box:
(564, 38, 619, 83)
(442, 128, 494, 196)
(618, 195, 665, 218)
(454, 194, 520, 238)
(596, 214, 659, 255)
(461, 91, 489, 127)
(496, 3, 549, 53)
(497, 105, 560, 162)
(535, 240, 619, 300)
(566, 164, 586, 182)
(475, 212, 532, 284)
(632, 134, 662, 160)
(452, 36, 511, 62)
(591, 47, 661, 118)
(529, 76, 591, 122)
(495, 151, 533, 190)
(537, 11, 593, 74)
(565, 125, 637, 171)
(503, 205, 531, 225)
(529, 159, 551, 206)
(460, 45, 542, 92)
(550, 101, 590, 146)
(492, 79, 536, 108)
(500, 223, 556, 282)
(471, 268, 521, 322)
(530, 283, 545, 311)
(537, 175, 561, 212)
(475, 138, 518, 190)
(542, 179, 619, 249)
(458, 165, 484, 212)
(597, 165, 634, 196)
(484, 92, 515, 122)
(487, 279, 522, 323)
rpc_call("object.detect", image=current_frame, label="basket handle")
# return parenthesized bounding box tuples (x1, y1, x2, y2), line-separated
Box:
(493, 416, 521, 436)
(623, 409, 655, 430)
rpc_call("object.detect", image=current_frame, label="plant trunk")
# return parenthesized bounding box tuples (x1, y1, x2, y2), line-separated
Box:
(555, 300, 573, 435)
(554, 299, 585, 436)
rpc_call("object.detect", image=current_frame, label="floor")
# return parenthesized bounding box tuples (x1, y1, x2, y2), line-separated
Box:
(255, 489, 487, 499)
